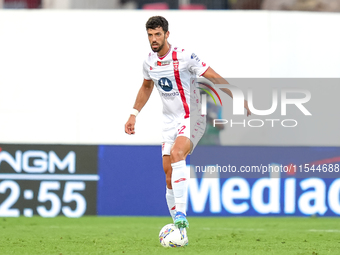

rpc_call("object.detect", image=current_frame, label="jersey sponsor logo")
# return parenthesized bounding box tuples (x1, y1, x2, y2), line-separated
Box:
(161, 92, 180, 98)
(202, 62, 206, 67)
(158, 77, 173, 92)
(156, 61, 170, 66)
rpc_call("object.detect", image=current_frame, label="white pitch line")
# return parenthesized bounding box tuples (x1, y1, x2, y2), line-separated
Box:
(201, 227, 264, 231)
(309, 229, 340, 233)
(191, 227, 340, 233)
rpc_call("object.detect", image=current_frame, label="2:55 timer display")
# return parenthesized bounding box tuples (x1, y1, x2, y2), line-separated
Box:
(0, 180, 89, 217)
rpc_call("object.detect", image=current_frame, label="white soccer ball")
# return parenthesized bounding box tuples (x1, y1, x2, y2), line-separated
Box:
(159, 223, 188, 247)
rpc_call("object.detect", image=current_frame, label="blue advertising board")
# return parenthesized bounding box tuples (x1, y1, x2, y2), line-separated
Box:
(2, 144, 338, 217)
(188, 146, 340, 216)
(97, 145, 169, 216)
(97, 145, 340, 217)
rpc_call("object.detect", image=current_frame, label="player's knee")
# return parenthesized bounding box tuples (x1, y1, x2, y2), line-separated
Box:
(170, 148, 185, 163)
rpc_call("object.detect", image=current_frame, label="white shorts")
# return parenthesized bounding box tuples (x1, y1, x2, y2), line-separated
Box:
(161, 114, 206, 156)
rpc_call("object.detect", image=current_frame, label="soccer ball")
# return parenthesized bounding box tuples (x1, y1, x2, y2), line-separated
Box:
(159, 223, 188, 247)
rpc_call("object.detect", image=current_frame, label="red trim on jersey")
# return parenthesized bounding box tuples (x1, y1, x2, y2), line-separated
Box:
(200, 66, 210, 77)
(172, 51, 190, 119)
(158, 45, 172, 60)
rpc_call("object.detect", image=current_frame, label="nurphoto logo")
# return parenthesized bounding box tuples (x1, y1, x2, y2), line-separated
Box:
(197, 78, 312, 128)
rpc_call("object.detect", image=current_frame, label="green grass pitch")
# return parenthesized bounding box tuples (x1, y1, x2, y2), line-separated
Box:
(1, 217, 339, 254)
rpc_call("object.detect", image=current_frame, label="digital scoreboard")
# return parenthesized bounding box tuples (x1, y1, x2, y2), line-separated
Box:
(0, 144, 98, 217)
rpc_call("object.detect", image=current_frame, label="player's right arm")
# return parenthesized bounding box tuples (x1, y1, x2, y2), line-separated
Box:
(125, 78, 154, 135)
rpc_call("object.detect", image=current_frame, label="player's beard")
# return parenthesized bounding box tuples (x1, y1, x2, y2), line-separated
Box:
(151, 39, 165, 53)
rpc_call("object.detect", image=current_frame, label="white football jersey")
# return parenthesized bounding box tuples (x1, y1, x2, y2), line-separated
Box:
(143, 45, 209, 126)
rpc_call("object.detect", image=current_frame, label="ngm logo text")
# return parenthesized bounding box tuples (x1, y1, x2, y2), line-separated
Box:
(0, 150, 75, 173)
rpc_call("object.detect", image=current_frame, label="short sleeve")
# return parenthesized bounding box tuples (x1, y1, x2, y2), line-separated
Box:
(143, 60, 152, 80)
(187, 52, 209, 77)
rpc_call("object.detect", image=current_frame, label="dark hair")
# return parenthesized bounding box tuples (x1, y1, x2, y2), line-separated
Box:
(146, 16, 168, 33)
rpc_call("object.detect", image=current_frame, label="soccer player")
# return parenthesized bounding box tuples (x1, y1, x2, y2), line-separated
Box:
(125, 16, 251, 229)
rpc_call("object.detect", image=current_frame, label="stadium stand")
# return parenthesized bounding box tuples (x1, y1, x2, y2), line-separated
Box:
(179, 3, 206, 10)
(142, 2, 169, 9)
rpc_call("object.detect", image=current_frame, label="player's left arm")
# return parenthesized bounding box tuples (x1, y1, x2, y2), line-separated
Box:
(202, 67, 251, 116)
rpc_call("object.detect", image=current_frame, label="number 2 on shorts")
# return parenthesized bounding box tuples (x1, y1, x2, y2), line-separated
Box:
(178, 125, 186, 135)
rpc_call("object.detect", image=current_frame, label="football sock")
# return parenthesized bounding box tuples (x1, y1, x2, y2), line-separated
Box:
(166, 187, 176, 221)
(176, 203, 186, 214)
(171, 160, 188, 216)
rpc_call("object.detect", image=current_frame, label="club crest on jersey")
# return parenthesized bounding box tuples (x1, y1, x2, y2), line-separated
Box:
(158, 77, 173, 92)
(173, 60, 179, 71)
